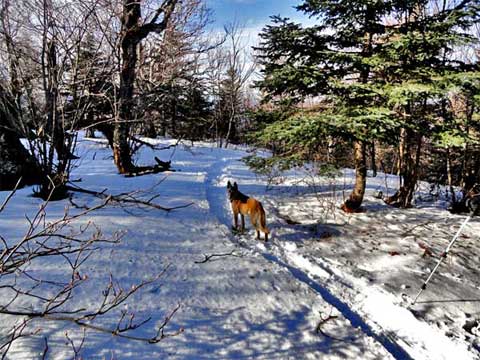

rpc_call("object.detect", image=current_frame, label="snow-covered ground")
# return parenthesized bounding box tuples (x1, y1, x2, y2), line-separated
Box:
(0, 135, 479, 359)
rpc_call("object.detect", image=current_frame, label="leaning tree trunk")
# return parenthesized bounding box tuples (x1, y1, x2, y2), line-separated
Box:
(341, 141, 367, 212)
(340, 10, 373, 213)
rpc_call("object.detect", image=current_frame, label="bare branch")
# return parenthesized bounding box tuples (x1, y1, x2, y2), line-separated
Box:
(194, 250, 243, 264)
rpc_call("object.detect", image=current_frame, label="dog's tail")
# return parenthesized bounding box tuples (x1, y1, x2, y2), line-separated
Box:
(259, 202, 269, 234)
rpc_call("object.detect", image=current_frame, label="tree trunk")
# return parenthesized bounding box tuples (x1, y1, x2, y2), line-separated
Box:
(460, 98, 474, 193)
(370, 141, 377, 177)
(115, 54, 136, 171)
(341, 141, 367, 212)
(171, 93, 177, 137)
(224, 113, 235, 148)
(0, 129, 41, 190)
(114, 6, 138, 174)
(46, 39, 69, 169)
(397, 127, 406, 186)
(386, 129, 422, 208)
(340, 9, 373, 213)
(143, 117, 157, 138)
(446, 147, 456, 202)
(113, 0, 177, 174)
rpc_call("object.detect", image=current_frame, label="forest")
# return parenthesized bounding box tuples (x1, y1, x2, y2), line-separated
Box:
(0, 0, 479, 359)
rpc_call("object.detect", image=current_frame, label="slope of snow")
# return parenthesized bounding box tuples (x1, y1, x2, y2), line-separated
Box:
(0, 136, 478, 359)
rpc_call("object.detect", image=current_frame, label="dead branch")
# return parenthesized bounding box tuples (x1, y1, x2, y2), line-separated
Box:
(0, 196, 115, 276)
(65, 329, 86, 360)
(66, 183, 193, 212)
(0, 177, 22, 214)
(315, 309, 343, 341)
(125, 157, 173, 177)
(194, 250, 242, 264)
(0, 188, 183, 356)
(0, 284, 183, 344)
(132, 136, 162, 150)
(157, 138, 183, 151)
(41, 337, 48, 360)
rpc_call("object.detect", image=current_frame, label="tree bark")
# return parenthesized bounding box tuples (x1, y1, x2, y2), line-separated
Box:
(386, 129, 422, 208)
(370, 141, 377, 177)
(143, 118, 157, 138)
(446, 147, 456, 202)
(397, 127, 406, 186)
(341, 141, 367, 212)
(114, 4, 138, 174)
(340, 8, 373, 213)
(45, 39, 69, 169)
(460, 97, 474, 193)
(113, 0, 178, 174)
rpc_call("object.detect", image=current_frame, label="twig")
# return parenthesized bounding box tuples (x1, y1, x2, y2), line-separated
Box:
(315, 311, 344, 341)
(65, 329, 86, 360)
(41, 337, 49, 360)
(0, 177, 22, 213)
(194, 250, 242, 264)
(401, 218, 436, 237)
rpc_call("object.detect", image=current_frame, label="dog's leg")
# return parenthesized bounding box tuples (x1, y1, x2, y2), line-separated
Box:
(256, 230, 260, 240)
(241, 215, 245, 232)
(264, 232, 268, 242)
(233, 211, 238, 229)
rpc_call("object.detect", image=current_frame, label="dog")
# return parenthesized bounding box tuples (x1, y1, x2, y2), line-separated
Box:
(227, 181, 269, 241)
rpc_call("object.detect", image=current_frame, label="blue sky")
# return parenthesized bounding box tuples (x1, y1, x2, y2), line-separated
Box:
(205, 0, 304, 30)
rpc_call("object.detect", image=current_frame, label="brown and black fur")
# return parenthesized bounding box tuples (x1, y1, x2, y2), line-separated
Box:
(227, 181, 269, 241)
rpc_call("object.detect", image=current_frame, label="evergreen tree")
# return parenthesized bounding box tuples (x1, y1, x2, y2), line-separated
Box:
(257, 0, 398, 212)
(378, 0, 479, 207)
(256, 0, 479, 210)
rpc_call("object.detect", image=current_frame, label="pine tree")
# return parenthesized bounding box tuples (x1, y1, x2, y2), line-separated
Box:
(378, 0, 479, 207)
(256, 0, 479, 210)
(257, 0, 398, 212)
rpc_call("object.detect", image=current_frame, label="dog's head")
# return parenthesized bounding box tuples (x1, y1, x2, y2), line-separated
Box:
(227, 181, 238, 201)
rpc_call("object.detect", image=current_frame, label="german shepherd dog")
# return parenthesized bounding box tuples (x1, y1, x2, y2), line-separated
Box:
(227, 181, 269, 241)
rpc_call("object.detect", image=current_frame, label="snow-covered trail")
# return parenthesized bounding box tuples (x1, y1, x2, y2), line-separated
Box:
(205, 154, 478, 360)
(0, 139, 392, 359)
(205, 157, 411, 359)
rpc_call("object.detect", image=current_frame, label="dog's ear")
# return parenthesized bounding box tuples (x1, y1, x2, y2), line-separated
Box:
(227, 181, 231, 189)
(233, 182, 238, 190)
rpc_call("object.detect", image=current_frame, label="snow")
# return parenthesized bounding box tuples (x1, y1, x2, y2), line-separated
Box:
(0, 135, 479, 359)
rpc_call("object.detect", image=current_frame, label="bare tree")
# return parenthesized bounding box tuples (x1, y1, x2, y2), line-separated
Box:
(136, 0, 213, 139)
(0, 0, 111, 198)
(112, 0, 179, 174)
(206, 22, 256, 147)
